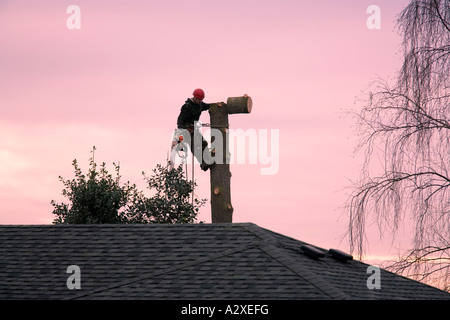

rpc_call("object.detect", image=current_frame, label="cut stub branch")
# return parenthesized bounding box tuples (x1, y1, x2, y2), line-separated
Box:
(227, 95, 252, 114)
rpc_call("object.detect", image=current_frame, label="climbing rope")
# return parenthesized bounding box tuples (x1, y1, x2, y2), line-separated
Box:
(191, 151, 194, 207)
(172, 134, 195, 207)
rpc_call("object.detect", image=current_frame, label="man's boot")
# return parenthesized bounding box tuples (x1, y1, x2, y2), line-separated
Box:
(200, 162, 215, 171)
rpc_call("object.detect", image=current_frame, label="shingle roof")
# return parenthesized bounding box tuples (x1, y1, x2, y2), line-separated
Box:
(0, 223, 449, 300)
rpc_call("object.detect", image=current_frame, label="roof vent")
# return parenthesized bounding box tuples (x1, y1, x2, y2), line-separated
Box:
(328, 248, 353, 262)
(301, 245, 325, 259)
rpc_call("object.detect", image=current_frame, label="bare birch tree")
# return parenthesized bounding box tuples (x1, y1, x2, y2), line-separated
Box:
(346, 0, 450, 291)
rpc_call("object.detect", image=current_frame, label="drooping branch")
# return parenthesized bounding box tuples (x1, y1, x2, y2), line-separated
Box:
(336, 2, 450, 291)
(385, 245, 450, 291)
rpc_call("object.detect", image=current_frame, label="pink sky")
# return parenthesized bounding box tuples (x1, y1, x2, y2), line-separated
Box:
(0, 0, 412, 262)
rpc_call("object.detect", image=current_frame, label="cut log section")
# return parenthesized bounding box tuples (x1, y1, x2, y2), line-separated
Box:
(227, 95, 252, 114)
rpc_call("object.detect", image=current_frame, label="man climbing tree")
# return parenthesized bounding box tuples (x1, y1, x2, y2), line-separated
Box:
(175, 88, 214, 171)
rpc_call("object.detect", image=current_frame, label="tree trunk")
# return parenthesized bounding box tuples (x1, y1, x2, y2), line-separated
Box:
(208, 102, 233, 223)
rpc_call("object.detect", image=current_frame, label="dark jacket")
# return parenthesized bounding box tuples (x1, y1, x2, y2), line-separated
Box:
(177, 99, 210, 128)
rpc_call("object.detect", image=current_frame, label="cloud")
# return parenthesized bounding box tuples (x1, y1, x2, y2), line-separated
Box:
(0, 149, 30, 188)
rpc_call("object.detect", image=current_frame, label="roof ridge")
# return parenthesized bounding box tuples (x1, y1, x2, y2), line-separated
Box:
(65, 239, 259, 299)
(245, 227, 355, 299)
(239, 225, 450, 299)
(241, 223, 285, 246)
(258, 242, 350, 300)
(64, 223, 300, 300)
(239, 224, 351, 299)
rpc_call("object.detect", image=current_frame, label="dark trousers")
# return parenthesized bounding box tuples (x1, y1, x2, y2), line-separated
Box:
(177, 128, 210, 165)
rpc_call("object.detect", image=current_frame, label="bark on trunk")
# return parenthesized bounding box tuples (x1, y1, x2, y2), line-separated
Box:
(208, 102, 233, 223)
(208, 95, 252, 223)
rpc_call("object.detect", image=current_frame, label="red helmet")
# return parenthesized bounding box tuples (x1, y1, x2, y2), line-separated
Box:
(193, 88, 205, 100)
